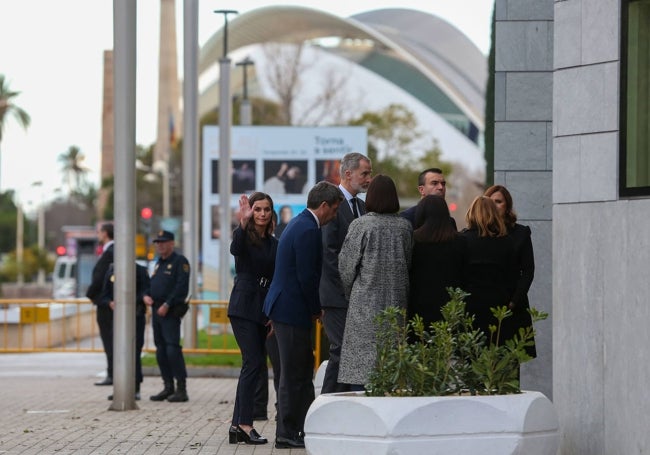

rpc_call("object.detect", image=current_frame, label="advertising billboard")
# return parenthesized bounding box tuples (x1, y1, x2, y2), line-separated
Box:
(202, 126, 367, 299)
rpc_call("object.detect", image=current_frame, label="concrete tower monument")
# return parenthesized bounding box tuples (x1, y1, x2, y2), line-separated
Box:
(155, 0, 182, 218)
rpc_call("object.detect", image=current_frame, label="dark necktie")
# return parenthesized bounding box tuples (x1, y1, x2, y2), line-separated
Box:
(350, 197, 359, 218)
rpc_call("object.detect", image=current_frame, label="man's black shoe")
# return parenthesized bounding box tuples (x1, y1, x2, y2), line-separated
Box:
(94, 377, 113, 386)
(167, 389, 189, 402)
(150, 383, 174, 401)
(275, 436, 305, 449)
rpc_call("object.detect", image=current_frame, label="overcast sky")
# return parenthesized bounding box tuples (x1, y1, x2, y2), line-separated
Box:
(0, 0, 494, 206)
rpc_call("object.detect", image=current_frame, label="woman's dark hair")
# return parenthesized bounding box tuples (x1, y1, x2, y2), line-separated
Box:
(245, 192, 274, 245)
(413, 195, 457, 243)
(365, 174, 400, 214)
(484, 184, 517, 228)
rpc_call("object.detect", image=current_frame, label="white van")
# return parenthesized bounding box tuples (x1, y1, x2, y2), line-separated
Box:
(52, 256, 77, 299)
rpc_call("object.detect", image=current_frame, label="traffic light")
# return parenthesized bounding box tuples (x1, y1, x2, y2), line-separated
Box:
(141, 207, 153, 220)
(140, 207, 153, 236)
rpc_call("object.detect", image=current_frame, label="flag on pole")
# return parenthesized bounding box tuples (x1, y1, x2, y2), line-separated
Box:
(169, 111, 176, 147)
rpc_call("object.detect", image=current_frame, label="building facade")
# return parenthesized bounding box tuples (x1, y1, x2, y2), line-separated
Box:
(496, 0, 650, 453)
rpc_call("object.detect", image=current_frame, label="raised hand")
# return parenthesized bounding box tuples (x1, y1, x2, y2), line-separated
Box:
(239, 194, 252, 228)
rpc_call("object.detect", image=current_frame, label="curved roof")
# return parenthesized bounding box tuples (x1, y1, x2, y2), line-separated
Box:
(199, 6, 486, 131)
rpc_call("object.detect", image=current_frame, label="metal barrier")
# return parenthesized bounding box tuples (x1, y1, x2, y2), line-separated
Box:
(0, 299, 324, 367)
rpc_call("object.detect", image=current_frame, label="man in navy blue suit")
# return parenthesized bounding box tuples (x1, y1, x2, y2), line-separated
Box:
(263, 181, 343, 449)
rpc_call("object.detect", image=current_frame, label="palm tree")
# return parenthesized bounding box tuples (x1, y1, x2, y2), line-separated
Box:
(58, 145, 90, 195)
(0, 74, 31, 190)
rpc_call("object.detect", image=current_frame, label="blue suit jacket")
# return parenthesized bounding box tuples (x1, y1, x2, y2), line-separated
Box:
(263, 209, 322, 329)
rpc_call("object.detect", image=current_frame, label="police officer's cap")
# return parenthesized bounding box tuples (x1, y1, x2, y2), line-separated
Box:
(152, 230, 174, 243)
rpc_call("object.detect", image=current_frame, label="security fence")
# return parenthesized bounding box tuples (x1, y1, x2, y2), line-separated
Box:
(0, 299, 325, 367)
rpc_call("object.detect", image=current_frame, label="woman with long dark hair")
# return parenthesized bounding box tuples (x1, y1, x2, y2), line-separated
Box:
(408, 195, 466, 327)
(228, 192, 277, 445)
(484, 184, 536, 357)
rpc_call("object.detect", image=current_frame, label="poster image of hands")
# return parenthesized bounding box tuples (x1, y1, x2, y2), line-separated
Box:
(263, 160, 308, 195)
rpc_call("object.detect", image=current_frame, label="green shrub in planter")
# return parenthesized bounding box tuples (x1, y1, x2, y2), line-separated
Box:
(366, 287, 547, 397)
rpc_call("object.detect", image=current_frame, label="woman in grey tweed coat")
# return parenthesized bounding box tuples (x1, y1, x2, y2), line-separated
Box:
(337, 175, 413, 388)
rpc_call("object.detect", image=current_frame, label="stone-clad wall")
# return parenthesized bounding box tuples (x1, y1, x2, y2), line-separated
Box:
(551, 1, 650, 454)
(494, 0, 554, 399)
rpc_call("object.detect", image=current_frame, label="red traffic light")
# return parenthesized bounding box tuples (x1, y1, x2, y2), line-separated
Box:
(448, 202, 458, 212)
(141, 207, 153, 220)
(56, 245, 66, 256)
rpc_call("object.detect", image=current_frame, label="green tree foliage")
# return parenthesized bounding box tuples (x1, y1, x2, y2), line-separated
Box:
(0, 74, 31, 190)
(101, 143, 165, 222)
(0, 190, 19, 254)
(348, 104, 453, 200)
(58, 145, 90, 194)
(0, 245, 54, 283)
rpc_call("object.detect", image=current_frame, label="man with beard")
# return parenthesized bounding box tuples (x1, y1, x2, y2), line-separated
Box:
(319, 153, 372, 394)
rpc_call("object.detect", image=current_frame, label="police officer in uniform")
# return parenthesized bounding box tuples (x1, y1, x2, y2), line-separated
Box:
(143, 230, 191, 402)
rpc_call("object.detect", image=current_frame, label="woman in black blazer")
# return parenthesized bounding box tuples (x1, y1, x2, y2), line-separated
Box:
(228, 192, 278, 445)
(461, 196, 514, 341)
(485, 185, 537, 358)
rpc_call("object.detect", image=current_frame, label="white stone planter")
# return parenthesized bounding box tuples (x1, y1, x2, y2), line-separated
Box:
(304, 390, 559, 455)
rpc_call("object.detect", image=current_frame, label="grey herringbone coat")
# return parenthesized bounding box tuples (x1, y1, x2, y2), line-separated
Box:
(337, 212, 413, 386)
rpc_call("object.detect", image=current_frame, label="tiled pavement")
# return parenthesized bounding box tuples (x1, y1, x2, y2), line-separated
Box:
(0, 353, 307, 455)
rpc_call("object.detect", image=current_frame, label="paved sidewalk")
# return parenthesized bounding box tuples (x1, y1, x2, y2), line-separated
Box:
(0, 353, 307, 455)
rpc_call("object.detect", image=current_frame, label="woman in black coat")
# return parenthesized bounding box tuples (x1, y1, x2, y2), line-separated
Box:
(408, 195, 466, 328)
(228, 192, 278, 445)
(461, 196, 514, 341)
(485, 185, 537, 357)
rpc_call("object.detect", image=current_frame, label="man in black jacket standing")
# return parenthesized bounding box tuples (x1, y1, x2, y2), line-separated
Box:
(101, 262, 151, 400)
(86, 223, 115, 386)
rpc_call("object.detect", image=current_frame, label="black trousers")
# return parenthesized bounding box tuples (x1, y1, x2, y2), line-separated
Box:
(254, 331, 281, 417)
(135, 313, 145, 384)
(230, 316, 267, 426)
(151, 311, 187, 381)
(96, 305, 114, 378)
(320, 307, 350, 394)
(274, 321, 314, 439)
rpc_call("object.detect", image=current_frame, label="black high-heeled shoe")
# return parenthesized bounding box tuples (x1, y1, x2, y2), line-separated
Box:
(237, 425, 268, 445)
(228, 426, 243, 444)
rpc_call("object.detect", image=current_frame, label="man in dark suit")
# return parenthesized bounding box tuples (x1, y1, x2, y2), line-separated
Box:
(85, 222, 115, 386)
(101, 262, 151, 401)
(319, 152, 372, 394)
(263, 181, 344, 449)
(400, 167, 457, 230)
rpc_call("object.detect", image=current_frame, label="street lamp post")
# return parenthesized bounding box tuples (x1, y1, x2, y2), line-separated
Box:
(214, 9, 238, 302)
(236, 57, 254, 126)
(16, 202, 24, 286)
(32, 181, 46, 286)
(182, 0, 200, 349)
